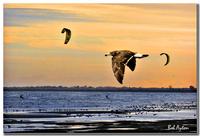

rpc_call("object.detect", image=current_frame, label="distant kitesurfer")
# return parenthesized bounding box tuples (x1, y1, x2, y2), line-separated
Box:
(160, 53, 170, 66)
(61, 28, 71, 45)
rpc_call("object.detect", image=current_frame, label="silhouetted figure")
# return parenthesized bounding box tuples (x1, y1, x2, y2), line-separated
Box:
(106, 95, 110, 100)
(105, 50, 149, 84)
(20, 95, 24, 99)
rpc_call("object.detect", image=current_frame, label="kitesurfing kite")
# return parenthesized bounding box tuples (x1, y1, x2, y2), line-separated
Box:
(61, 28, 71, 45)
(160, 53, 170, 66)
(105, 50, 149, 84)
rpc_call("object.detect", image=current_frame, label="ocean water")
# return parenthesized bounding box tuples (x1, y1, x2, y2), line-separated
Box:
(4, 90, 197, 111)
(4, 90, 197, 133)
(4, 90, 197, 121)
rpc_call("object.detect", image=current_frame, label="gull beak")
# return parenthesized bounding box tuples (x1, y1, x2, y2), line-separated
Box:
(142, 54, 149, 58)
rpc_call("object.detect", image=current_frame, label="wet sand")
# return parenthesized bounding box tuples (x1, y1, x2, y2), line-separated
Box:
(4, 110, 197, 133)
(4, 118, 197, 133)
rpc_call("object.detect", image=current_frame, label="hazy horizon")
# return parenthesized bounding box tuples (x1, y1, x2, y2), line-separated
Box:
(4, 4, 197, 88)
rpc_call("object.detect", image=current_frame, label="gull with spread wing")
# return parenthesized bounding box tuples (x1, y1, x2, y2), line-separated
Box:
(105, 50, 149, 84)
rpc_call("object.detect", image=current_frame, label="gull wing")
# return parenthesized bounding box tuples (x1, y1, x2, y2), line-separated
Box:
(112, 57, 125, 84)
(126, 56, 136, 71)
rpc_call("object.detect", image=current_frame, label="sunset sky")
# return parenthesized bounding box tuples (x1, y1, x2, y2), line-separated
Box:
(4, 4, 197, 87)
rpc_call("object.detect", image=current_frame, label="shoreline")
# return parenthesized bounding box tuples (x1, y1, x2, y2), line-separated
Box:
(4, 87, 197, 93)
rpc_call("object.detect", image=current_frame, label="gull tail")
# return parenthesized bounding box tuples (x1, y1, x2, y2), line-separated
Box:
(134, 53, 149, 59)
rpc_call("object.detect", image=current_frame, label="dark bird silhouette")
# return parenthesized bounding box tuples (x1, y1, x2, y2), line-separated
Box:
(160, 53, 170, 66)
(105, 50, 149, 84)
(61, 28, 71, 45)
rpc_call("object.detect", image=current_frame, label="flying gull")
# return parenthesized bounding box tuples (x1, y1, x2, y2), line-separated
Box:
(105, 50, 149, 84)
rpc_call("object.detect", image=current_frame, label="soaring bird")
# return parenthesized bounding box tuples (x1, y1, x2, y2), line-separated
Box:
(105, 50, 149, 84)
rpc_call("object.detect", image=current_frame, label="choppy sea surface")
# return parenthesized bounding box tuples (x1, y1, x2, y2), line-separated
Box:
(4, 90, 197, 133)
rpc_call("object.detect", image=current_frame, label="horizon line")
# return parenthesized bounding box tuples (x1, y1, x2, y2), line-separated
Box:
(4, 85, 197, 89)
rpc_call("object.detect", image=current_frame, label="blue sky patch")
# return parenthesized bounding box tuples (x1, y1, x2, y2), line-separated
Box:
(4, 8, 98, 26)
